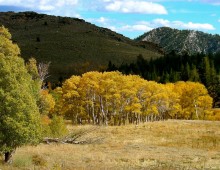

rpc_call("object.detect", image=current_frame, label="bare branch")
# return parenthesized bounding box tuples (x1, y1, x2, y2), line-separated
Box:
(42, 127, 104, 145)
(38, 61, 51, 82)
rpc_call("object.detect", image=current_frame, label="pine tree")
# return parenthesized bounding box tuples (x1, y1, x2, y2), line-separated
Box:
(189, 65, 200, 82)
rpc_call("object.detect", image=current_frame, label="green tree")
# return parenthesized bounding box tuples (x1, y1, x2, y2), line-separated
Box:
(26, 57, 41, 101)
(181, 63, 190, 81)
(203, 57, 211, 86)
(189, 65, 200, 82)
(49, 115, 68, 138)
(0, 26, 41, 163)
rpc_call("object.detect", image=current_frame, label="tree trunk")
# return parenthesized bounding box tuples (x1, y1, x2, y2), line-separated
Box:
(92, 100, 96, 125)
(4, 151, 13, 164)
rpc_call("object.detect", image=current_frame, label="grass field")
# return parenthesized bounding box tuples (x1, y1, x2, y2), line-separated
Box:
(0, 120, 220, 169)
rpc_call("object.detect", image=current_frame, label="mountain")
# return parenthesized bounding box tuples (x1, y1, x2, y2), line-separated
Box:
(136, 27, 220, 55)
(0, 11, 162, 81)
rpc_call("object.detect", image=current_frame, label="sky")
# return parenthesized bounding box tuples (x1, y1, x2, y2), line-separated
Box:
(0, 0, 220, 39)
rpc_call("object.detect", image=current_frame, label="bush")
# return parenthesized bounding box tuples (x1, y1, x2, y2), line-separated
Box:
(208, 109, 220, 121)
(32, 154, 47, 166)
(41, 115, 52, 137)
(13, 155, 32, 167)
(49, 115, 68, 138)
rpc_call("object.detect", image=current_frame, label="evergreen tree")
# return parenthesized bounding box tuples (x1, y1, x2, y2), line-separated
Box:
(106, 51, 220, 106)
(189, 65, 200, 82)
(106, 61, 117, 71)
(203, 57, 211, 86)
(181, 62, 190, 81)
(160, 72, 170, 83)
(170, 69, 180, 82)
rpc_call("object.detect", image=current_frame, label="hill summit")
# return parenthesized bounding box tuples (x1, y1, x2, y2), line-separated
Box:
(136, 27, 220, 55)
(0, 11, 162, 81)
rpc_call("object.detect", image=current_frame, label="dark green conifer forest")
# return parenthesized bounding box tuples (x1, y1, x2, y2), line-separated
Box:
(107, 52, 220, 106)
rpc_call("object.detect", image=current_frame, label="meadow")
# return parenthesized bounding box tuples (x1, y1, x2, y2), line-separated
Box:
(0, 120, 219, 169)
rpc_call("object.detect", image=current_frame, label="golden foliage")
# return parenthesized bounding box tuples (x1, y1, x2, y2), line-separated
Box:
(56, 71, 213, 125)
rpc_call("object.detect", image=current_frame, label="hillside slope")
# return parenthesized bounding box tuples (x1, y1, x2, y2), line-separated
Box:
(136, 27, 220, 55)
(0, 11, 162, 81)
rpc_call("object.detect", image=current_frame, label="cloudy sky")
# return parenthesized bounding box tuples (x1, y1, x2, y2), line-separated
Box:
(0, 0, 220, 39)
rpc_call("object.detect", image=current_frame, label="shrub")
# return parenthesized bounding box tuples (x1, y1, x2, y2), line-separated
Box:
(32, 154, 47, 166)
(41, 115, 52, 137)
(13, 155, 32, 167)
(49, 115, 68, 138)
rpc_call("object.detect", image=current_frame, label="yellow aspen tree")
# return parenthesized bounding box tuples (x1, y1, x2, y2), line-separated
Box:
(197, 95, 213, 119)
(52, 87, 65, 116)
(38, 90, 55, 115)
(174, 81, 213, 119)
(113, 74, 134, 125)
(62, 75, 84, 124)
(141, 81, 161, 121)
(98, 72, 120, 125)
(124, 75, 142, 124)
(80, 71, 102, 124)
(164, 83, 181, 119)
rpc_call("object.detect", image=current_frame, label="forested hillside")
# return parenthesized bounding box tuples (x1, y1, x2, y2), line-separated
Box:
(0, 11, 162, 81)
(107, 52, 220, 106)
(136, 27, 220, 55)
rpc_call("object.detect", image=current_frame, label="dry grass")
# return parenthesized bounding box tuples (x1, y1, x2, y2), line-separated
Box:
(1, 120, 220, 169)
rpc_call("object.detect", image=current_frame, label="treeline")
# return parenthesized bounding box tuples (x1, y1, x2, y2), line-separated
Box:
(52, 71, 216, 125)
(107, 52, 220, 106)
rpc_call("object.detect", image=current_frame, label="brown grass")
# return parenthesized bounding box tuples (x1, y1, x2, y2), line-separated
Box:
(1, 120, 220, 169)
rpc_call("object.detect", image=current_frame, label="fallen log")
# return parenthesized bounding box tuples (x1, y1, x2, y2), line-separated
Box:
(43, 137, 104, 144)
(42, 127, 104, 144)
(43, 138, 60, 144)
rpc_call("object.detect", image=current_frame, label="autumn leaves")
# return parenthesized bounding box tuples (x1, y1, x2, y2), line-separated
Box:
(57, 71, 213, 125)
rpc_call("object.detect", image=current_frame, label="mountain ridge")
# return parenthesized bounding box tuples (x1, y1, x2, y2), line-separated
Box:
(136, 27, 220, 55)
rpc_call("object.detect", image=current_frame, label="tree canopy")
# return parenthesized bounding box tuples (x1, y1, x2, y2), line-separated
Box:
(0, 26, 41, 163)
(57, 71, 213, 125)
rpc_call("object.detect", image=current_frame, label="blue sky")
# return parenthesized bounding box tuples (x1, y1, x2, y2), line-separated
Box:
(0, 0, 220, 39)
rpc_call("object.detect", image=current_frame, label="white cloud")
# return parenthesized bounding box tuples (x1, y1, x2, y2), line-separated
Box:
(104, 0, 167, 14)
(150, 18, 215, 31)
(113, 18, 215, 36)
(108, 26, 117, 31)
(202, 0, 220, 5)
(74, 13, 81, 18)
(97, 17, 109, 24)
(174, 21, 215, 30)
(153, 18, 170, 27)
(218, 19, 220, 22)
(64, 0, 78, 6)
(0, 0, 78, 11)
(88, 17, 110, 25)
(120, 24, 153, 31)
(88, 16, 215, 38)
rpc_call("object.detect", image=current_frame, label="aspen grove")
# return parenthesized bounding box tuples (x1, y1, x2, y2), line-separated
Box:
(57, 71, 213, 125)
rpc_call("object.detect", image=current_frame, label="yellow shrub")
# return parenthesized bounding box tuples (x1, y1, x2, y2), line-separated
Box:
(208, 109, 220, 121)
